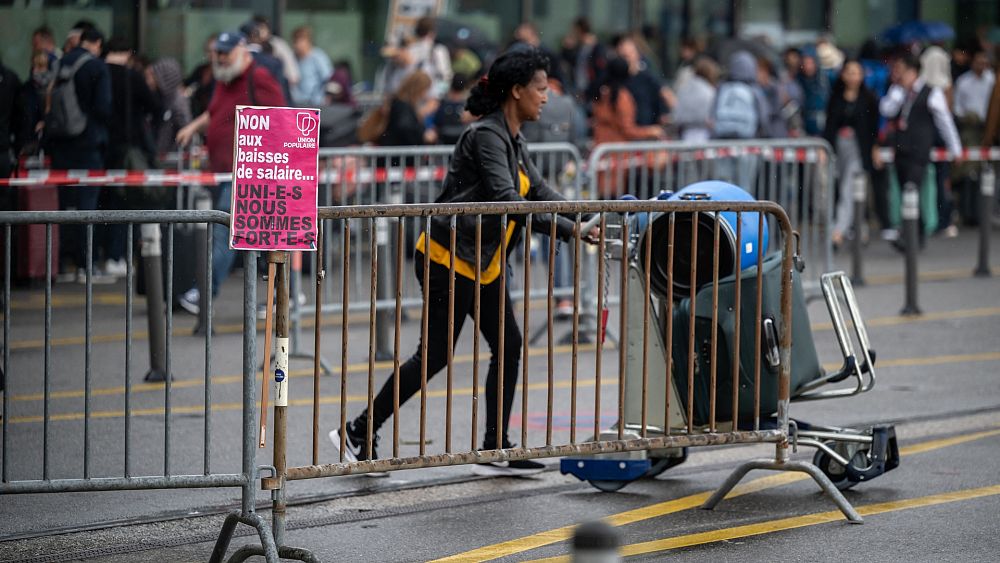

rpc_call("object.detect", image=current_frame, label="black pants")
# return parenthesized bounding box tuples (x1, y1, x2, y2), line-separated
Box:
(363, 255, 522, 449)
(894, 155, 928, 243)
(51, 147, 105, 270)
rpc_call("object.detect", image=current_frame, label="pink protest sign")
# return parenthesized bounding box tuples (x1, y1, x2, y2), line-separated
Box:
(229, 106, 320, 251)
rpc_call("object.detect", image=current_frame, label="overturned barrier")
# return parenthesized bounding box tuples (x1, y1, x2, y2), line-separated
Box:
(233, 198, 877, 561)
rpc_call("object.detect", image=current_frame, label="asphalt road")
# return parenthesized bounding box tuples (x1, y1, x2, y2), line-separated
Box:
(0, 227, 998, 562)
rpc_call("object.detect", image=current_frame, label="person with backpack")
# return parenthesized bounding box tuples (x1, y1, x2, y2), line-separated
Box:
(44, 27, 112, 282)
(174, 30, 285, 314)
(711, 50, 771, 191)
(712, 50, 768, 140)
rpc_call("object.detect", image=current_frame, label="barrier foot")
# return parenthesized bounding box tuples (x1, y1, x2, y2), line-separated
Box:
(210, 511, 280, 563)
(701, 458, 863, 524)
(144, 369, 171, 383)
(227, 546, 318, 563)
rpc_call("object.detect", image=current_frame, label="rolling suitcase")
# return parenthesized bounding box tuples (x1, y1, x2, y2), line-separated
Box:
(16, 185, 60, 283)
(671, 251, 823, 426)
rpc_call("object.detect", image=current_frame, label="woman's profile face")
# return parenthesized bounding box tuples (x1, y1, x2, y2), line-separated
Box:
(515, 70, 549, 122)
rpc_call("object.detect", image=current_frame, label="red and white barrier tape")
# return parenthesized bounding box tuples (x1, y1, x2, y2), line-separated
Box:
(875, 146, 1000, 164)
(3, 147, 998, 187)
(0, 170, 230, 187)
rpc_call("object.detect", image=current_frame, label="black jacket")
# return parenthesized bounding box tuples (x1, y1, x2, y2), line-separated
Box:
(380, 98, 424, 147)
(426, 110, 577, 271)
(107, 63, 161, 165)
(823, 86, 879, 173)
(0, 63, 23, 172)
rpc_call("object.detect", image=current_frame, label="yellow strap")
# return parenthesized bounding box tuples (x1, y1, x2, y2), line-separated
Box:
(415, 168, 530, 284)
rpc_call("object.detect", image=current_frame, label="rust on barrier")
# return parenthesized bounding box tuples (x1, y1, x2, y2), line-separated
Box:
(278, 199, 797, 486)
(284, 431, 784, 479)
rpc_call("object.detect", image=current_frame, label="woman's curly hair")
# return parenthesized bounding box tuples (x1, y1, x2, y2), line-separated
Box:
(466, 46, 550, 117)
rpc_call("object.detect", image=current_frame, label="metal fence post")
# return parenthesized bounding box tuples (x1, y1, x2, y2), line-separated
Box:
(141, 223, 169, 382)
(376, 205, 396, 360)
(974, 165, 994, 278)
(193, 191, 212, 335)
(851, 173, 866, 285)
(270, 252, 290, 547)
(900, 182, 922, 316)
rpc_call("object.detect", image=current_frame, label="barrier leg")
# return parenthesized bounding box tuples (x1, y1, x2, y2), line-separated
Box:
(850, 173, 866, 286)
(141, 224, 169, 382)
(702, 457, 863, 523)
(974, 165, 994, 278)
(900, 182, 922, 316)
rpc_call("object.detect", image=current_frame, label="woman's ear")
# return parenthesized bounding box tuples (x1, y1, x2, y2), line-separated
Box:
(511, 83, 523, 101)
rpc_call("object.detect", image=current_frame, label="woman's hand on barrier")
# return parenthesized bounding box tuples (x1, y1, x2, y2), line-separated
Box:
(581, 225, 601, 245)
(871, 146, 884, 170)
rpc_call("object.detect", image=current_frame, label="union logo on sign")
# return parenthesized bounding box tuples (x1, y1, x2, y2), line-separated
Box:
(296, 112, 317, 138)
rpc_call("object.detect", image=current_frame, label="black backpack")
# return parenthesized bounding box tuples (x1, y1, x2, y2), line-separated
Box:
(45, 53, 92, 139)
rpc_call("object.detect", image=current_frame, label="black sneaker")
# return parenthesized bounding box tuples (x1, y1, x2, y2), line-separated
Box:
(328, 423, 388, 477)
(471, 459, 546, 477)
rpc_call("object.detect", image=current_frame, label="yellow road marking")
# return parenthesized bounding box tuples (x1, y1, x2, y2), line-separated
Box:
(10, 293, 127, 309)
(525, 484, 1000, 562)
(8, 346, 1000, 424)
(7, 343, 601, 403)
(435, 426, 1000, 562)
(11, 300, 1000, 401)
(3, 373, 618, 424)
(821, 350, 1000, 372)
(811, 306, 1000, 331)
(431, 473, 805, 563)
(6, 309, 375, 350)
(863, 265, 1000, 285)
(897, 427, 1000, 456)
(6, 264, 994, 313)
(8, 289, 1000, 350)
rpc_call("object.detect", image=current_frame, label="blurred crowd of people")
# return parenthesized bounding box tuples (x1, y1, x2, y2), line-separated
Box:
(3, 13, 1000, 287)
(0, 16, 356, 288)
(364, 16, 1000, 249)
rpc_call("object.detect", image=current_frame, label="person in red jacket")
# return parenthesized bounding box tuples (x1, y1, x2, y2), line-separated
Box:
(175, 30, 285, 314)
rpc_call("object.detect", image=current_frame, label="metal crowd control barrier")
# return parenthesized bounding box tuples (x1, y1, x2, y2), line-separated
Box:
(292, 143, 585, 365)
(585, 138, 837, 297)
(239, 199, 869, 561)
(0, 210, 280, 562)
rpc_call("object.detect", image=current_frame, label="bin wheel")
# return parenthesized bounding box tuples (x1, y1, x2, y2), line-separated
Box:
(646, 447, 689, 478)
(587, 479, 631, 492)
(812, 441, 868, 491)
